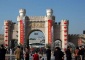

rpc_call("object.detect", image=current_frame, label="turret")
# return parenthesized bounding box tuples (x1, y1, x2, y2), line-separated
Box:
(19, 9, 26, 17)
(17, 9, 26, 45)
(4, 20, 12, 48)
(17, 9, 26, 21)
(45, 9, 54, 48)
(46, 9, 53, 17)
(60, 20, 69, 51)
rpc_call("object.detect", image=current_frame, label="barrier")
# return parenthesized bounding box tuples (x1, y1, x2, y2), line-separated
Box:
(5, 54, 15, 60)
(5, 54, 33, 60)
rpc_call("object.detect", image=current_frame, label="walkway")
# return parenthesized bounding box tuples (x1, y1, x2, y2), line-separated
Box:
(5, 54, 75, 60)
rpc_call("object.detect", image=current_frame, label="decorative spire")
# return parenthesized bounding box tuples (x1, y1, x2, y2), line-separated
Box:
(46, 9, 53, 16)
(19, 9, 26, 17)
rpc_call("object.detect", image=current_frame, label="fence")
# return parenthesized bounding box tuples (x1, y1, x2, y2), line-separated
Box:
(5, 54, 15, 60)
(5, 54, 33, 60)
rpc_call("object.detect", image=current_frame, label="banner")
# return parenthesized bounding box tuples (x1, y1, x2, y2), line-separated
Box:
(48, 20, 52, 45)
(20, 20, 24, 45)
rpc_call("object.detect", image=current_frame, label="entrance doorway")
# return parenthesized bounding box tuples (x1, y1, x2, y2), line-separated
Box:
(28, 30, 45, 48)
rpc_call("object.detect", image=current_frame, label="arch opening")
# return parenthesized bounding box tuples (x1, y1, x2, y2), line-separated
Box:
(27, 30, 45, 48)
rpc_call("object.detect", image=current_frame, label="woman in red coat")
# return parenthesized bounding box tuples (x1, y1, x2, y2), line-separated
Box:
(33, 51, 39, 60)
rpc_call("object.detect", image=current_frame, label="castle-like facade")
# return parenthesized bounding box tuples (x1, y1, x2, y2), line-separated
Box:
(3, 9, 85, 49)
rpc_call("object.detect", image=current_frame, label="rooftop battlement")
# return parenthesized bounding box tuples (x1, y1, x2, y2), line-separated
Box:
(68, 34, 79, 36)
(55, 22, 61, 25)
(68, 34, 85, 37)
(60, 19, 69, 25)
(4, 20, 11, 22)
(4, 20, 12, 25)
(61, 19, 69, 22)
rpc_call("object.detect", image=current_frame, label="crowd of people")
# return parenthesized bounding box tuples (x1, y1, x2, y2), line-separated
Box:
(0, 44, 85, 60)
(31, 46, 85, 60)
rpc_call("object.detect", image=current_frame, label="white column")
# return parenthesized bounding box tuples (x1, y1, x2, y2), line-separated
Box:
(45, 18, 48, 44)
(17, 16, 20, 44)
(44, 9, 53, 45)
(4, 20, 9, 48)
(60, 20, 69, 51)
(17, 9, 26, 45)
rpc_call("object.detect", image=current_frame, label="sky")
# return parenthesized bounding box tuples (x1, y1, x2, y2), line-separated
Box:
(0, 0, 85, 34)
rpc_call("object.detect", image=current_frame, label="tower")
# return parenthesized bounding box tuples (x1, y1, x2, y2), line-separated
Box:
(17, 9, 26, 45)
(45, 9, 55, 45)
(4, 21, 9, 48)
(4, 20, 12, 48)
(60, 20, 69, 51)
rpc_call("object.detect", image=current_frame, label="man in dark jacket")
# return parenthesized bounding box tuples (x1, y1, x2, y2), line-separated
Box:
(78, 46, 84, 60)
(54, 47, 64, 60)
(0, 46, 2, 60)
(46, 47, 51, 60)
(65, 46, 72, 60)
(0, 44, 6, 60)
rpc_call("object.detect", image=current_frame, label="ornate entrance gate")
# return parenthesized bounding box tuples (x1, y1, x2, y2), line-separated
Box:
(17, 9, 55, 46)
(4, 9, 69, 50)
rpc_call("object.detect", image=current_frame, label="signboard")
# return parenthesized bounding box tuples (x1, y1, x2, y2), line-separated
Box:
(29, 22, 44, 28)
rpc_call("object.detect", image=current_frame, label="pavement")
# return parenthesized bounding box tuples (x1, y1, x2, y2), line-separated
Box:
(5, 54, 54, 60)
(5, 54, 75, 60)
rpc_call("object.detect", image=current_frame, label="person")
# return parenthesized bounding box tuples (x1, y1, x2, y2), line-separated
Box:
(65, 46, 72, 60)
(0, 44, 6, 60)
(46, 47, 51, 60)
(20, 47, 24, 60)
(40, 56, 44, 60)
(10, 48, 12, 60)
(54, 47, 64, 60)
(78, 46, 84, 60)
(25, 47, 29, 60)
(14, 46, 21, 60)
(0, 45, 2, 60)
(74, 47, 79, 60)
(84, 46, 85, 60)
(33, 51, 39, 60)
